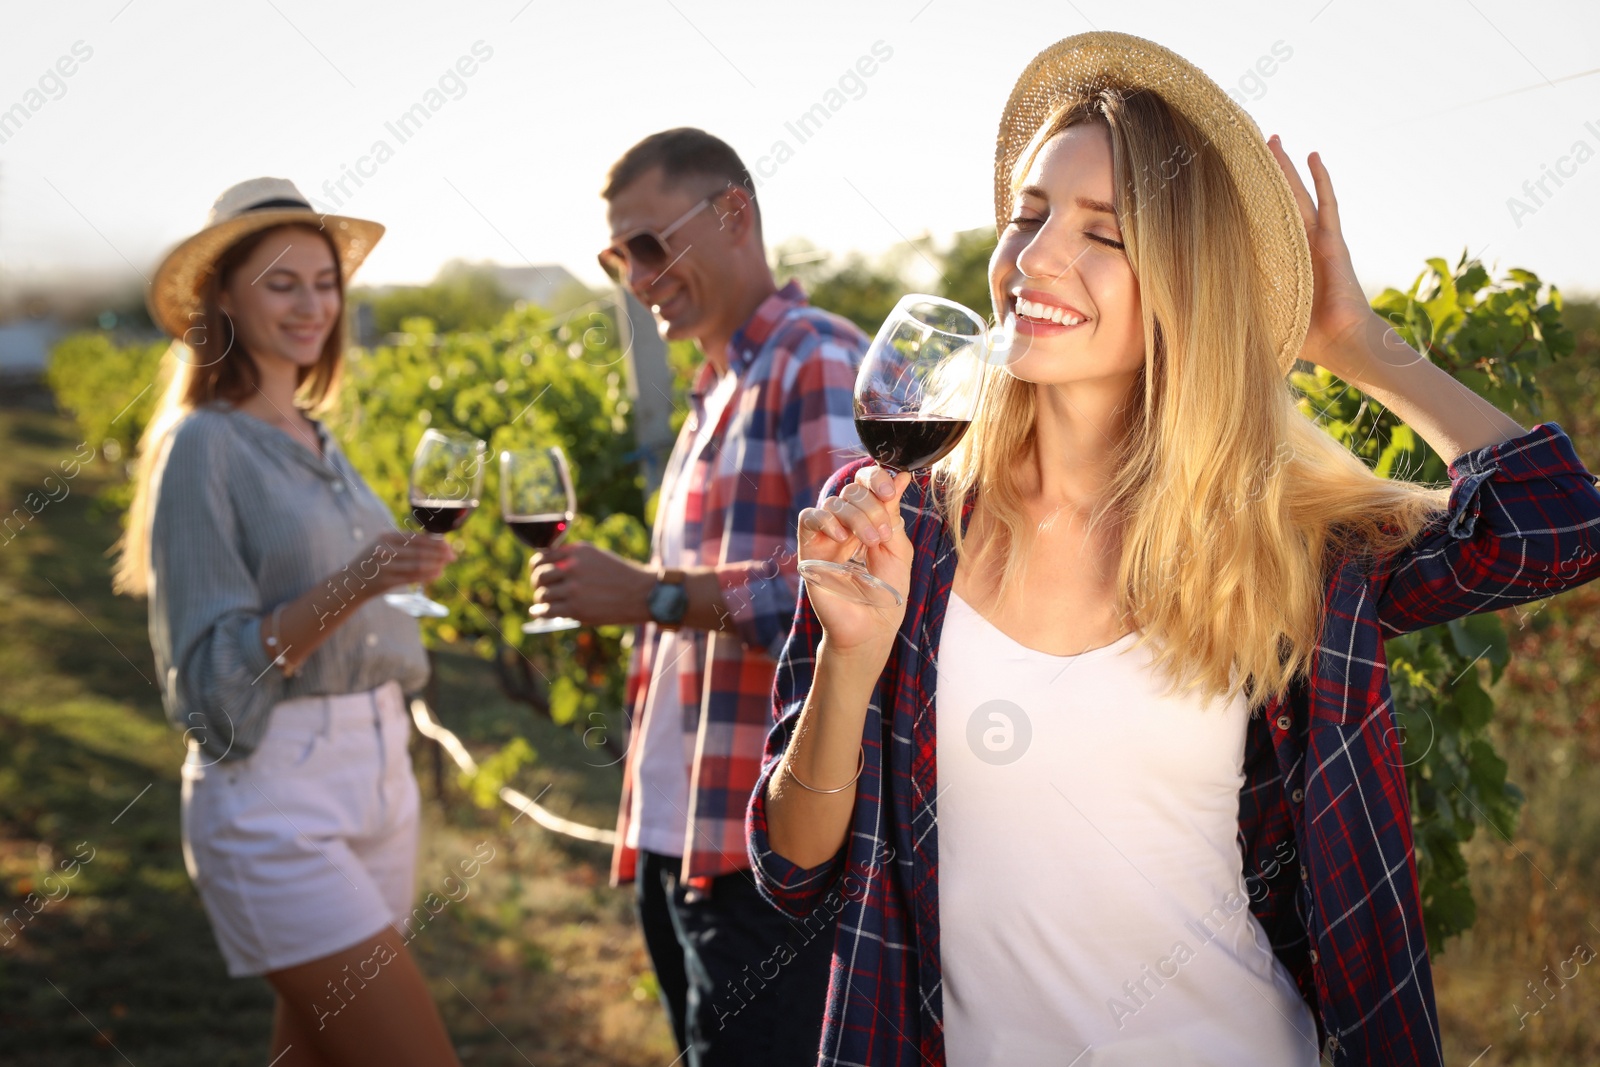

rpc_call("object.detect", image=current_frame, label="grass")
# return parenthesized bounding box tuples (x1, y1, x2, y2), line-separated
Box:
(0, 400, 675, 1065)
(3, 377, 1600, 1064)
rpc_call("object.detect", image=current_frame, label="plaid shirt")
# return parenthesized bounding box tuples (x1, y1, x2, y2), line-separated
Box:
(611, 280, 867, 887)
(748, 421, 1600, 1066)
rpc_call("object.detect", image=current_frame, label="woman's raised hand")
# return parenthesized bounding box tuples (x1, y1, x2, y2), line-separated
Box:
(1268, 135, 1401, 384)
(797, 465, 914, 655)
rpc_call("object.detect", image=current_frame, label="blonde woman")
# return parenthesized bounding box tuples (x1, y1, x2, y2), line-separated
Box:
(747, 33, 1600, 1067)
(118, 178, 460, 1066)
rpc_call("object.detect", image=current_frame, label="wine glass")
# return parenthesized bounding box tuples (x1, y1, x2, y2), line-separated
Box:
(383, 427, 485, 618)
(797, 294, 996, 608)
(501, 445, 582, 634)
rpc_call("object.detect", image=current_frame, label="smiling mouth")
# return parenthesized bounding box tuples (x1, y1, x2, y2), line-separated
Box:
(1014, 295, 1089, 327)
(1017, 294, 1094, 327)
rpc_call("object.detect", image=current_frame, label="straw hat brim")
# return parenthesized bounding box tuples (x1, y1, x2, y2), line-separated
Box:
(994, 32, 1313, 374)
(147, 210, 384, 340)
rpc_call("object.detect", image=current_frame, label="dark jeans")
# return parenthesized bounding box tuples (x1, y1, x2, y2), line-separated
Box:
(635, 850, 836, 1067)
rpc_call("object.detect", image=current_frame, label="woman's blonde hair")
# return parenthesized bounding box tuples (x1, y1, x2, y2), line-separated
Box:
(113, 223, 346, 596)
(934, 87, 1450, 713)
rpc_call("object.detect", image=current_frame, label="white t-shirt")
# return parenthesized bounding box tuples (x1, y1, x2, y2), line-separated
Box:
(935, 590, 1320, 1067)
(625, 369, 741, 857)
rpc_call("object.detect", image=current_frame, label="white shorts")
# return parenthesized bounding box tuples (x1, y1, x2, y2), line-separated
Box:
(181, 680, 420, 977)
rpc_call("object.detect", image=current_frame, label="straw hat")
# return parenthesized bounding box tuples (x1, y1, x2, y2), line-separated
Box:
(994, 32, 1314, 373)
(147, 177, 384, 339)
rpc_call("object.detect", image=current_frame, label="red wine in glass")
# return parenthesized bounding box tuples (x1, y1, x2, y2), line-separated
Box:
(383, 428, 485, 619)
(798, 294, 991, 608)
(507, 514, 571, 550)
(501, 445, 582, 634)
(412, 502, 475, 535)
(854, 415, 972, 474)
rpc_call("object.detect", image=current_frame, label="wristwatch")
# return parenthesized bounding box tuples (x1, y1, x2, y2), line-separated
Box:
(647, 567, 688, 631)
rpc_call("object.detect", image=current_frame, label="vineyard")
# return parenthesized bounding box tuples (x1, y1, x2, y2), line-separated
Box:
(12, 248, 1600, 1063)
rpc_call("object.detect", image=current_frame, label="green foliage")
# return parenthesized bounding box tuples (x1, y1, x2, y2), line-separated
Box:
(1292, 252, 1570, 952)
(45, 333, 169, 512)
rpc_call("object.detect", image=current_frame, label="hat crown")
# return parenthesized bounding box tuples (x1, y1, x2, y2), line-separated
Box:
(205, 177, 313, 228)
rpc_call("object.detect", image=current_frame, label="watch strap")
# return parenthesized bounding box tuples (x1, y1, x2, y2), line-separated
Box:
(653, 567, 688, 631)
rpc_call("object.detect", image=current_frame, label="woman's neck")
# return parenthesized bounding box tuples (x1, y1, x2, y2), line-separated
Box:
(228, 356, 323, 459)
(1026, 380, 1130, 511)
(234, 356, 305, 428)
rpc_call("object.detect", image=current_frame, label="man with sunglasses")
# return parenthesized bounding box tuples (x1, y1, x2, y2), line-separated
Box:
(527, 127, 867, 1066)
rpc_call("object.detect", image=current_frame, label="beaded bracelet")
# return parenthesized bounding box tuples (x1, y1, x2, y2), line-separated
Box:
(784, 747, 865, 794)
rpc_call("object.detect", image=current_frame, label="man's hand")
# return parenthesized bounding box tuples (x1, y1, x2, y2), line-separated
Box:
(529, 543, 657, 627)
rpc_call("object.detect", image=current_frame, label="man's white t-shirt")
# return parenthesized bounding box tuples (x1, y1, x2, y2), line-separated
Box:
(625, 369, 741, 858)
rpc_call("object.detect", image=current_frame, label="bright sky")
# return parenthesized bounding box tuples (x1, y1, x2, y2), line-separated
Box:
(3, 0, 1598, 302)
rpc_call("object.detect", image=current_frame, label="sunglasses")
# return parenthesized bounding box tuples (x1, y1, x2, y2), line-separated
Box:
(597, 193, 721, 285)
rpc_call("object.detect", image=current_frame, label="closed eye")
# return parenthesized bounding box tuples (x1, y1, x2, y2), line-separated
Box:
(1087, 233, 1125, 250)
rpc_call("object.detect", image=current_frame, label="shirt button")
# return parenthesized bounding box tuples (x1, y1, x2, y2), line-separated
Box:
(1309, 948, 1320, 964)
(1327, 1037, 1339, 1052)
(332, 481, 346, 493)
(352, 526, 364, 540)
(365, 633, 378, 647)
(1301, 865, 1309, 881)
(1275, 714, 1292, 731)
(1291, 787, 1305, 803)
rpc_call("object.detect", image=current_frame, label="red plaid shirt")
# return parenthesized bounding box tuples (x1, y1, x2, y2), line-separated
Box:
(748, 421, 1600, 1065)
(611, 281, 867, 886)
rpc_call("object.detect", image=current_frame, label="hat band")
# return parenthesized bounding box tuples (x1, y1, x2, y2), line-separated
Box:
(242, 196, 313, 212)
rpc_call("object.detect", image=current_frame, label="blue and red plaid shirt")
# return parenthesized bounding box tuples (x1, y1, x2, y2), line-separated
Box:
(748, 420, 1600, 1065)
(611, 280, 867, 887)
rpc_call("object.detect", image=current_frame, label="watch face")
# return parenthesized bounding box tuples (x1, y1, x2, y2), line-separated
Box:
(649, 582, 688, 624)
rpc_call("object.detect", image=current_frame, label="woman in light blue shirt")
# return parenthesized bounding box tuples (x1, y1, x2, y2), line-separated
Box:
(118, 177, 461, 1067)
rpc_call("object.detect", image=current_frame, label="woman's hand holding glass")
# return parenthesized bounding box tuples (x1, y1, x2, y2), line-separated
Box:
(357, 530, 456, 596)
(797, 465, 915, 656)
(384, 428, 485, 618)
(797, 293, 995, 608)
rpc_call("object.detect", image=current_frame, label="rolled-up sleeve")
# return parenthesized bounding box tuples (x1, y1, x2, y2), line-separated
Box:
(747, 459, 875, 916)
(148, 415, 287, 760)
(716, 330, 863, 659)
(1375, 421, 1600, 636)
(714, 556, 802, 661)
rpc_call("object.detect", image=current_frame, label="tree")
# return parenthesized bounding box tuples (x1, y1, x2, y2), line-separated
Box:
(354, 261, 518, 337)
(939, 227, 999, 320)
